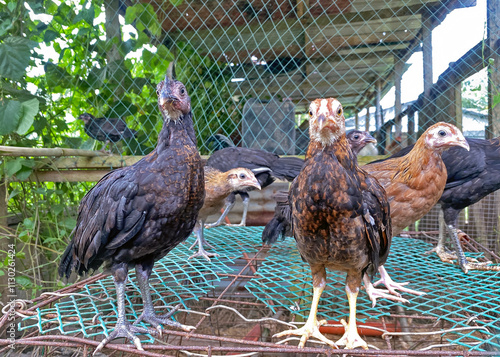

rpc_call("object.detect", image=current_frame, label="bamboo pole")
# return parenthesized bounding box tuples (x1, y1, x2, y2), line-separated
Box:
(0, 146, 108, 158)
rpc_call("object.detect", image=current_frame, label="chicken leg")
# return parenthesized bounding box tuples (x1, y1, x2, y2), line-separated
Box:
(335, 285, 368, 350)
(429, 210, 500, 273)
(94, 268, 151, 354)
(133, 263, 196, 335)
(273, 268, 337, 348)
(227, 193, 250, 226)
(189, 221, 219, 261)
(205, 194, 235, 228)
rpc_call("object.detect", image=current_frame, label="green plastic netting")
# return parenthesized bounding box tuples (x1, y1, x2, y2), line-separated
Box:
(19, 226, 500, 351)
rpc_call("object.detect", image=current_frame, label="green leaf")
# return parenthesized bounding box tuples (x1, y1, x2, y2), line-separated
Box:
(74, 4, 95, 26)
(15, 166, 33, 181)
(15, 276, 32, 288)
(0, 19, 14, 37)
(0, 36, 33, 80)
(0, 270, 4, 277)
(44, 62, 73, 91)
(105, 101, 138, 118)
(5, 159, 23, 177)
(125, 4, 161, 37)
(17, 99, 39, 135)
(60, 217, 76, 230)
(23, 218, 34, 229)
(124, 6, 137, 24)
(169, 0, 184, 6)
(493, 94, 500, 109)
(7, 2, 16, 12)
(43, 29, 59, 43)
(0, 99, 22, 135)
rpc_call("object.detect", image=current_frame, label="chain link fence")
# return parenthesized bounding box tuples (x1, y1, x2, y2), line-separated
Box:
(5, 1, 499, 251)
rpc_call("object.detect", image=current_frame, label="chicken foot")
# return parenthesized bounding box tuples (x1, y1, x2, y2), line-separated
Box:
(427, 212, 500, 273)
(93, 275, 151, 355)
(335, 285, 368, 350)
(363, 273, 409, 308)
(372, 266, 425, 298)
(188, 224, 219, 261)
(273, 284, 337, 348)
(134, 264, 196, 336)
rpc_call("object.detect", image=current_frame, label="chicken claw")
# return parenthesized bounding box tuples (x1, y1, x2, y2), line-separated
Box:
(336, 318, 368, 350)
(274, 317, 337, 348)
(427, 244, 500, 272)
(134, 304, 196, 336)
(93, 321, 150, 355)
(363, 274, 409, 307)
(188, 236, 219, 261)
(372, 266, 425, 297)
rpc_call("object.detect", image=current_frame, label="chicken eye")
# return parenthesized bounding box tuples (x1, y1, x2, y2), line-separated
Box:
(180, 87, 185, 95)
(337, 107, 343, 116)
(353, 134, 360, 139)
(438, 130, 447, 137)
(309, 110, 313, 117)
(239, 173, 246, 179)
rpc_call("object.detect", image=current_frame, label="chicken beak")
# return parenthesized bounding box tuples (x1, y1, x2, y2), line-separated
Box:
(365, 133, 377, 144)
(252, 180, 262, 190)
(317, 114, 326, 131)
(455, 137, 470, 151)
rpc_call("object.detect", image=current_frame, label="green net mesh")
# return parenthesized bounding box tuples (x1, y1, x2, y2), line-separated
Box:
(19, 226, 500, 352)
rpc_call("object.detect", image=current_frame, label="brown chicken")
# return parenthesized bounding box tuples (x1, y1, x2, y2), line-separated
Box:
(273, 98, 392, 349)
(59, 72, 205, 352)
(189, 166, 261, 260)
(363, 122, 469, 303)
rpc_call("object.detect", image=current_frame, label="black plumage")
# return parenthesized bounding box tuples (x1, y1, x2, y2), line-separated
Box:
(78, 113, 137, 151)
(376, 137, 500, 272)
(59, 73, 205, 352)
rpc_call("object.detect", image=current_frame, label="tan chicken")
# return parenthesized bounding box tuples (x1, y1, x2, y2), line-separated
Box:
(363, 122, 469, 304)
(189, 166, 261, 260)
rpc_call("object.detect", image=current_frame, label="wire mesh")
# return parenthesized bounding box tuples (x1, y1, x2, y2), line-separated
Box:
(15, 226, 500, 354)
(7, 0, 498, 254)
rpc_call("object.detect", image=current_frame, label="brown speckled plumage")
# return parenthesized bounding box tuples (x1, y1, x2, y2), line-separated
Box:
(272, 98, 391, 349)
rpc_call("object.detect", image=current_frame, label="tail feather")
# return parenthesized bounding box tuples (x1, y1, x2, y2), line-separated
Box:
(269, 157, 304, 181)
(262, 191, 293, 245)
(58, 240, 75, 279)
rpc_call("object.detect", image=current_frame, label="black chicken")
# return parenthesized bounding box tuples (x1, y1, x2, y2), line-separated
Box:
(78, 113, 137, 152)
(376, 137, 500, 273)
(346, 129, 377, 155)
(271, 98, 392, 349)
(205, 130, 375, 227)
(59, 73, 205, 353)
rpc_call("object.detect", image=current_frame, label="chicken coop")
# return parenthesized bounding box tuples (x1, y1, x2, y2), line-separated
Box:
(1, 0, 500, 356)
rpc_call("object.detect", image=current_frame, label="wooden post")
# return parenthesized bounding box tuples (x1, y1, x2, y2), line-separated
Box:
(487, 0, 500, 253)
(0, 181, 9, 300)
(355, 111, 359, 130)
(375, 80, 382, 129)
(408, 109, 416, 145)
(394, 56, 403, 138)
(365, 107, 370, 132)
(487, 0, 500, 138)
(420, 10, 434, 136)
